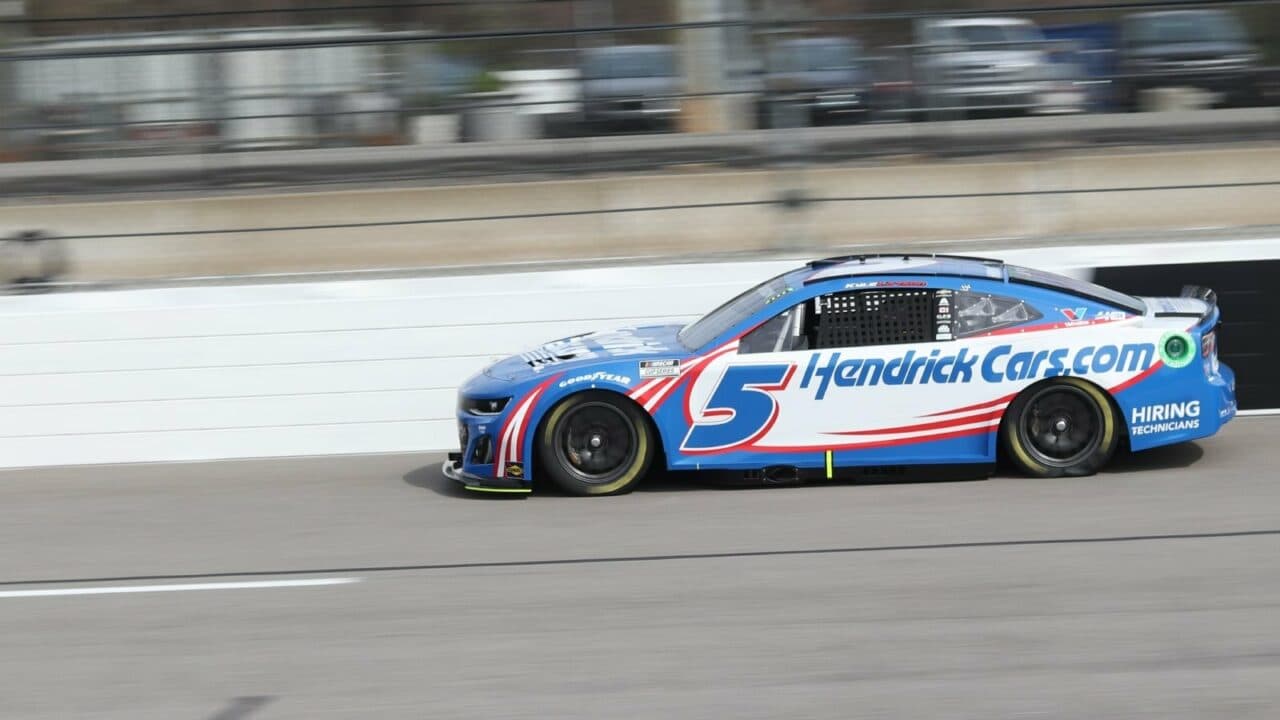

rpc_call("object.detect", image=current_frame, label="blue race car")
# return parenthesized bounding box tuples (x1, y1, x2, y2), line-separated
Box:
(444, 254, 1236, 495)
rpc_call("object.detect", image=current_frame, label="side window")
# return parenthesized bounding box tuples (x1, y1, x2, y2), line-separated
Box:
(952, 290, 1041, 337)
(806, 288, 938, 350)
(739, 304, 809, 354)
(740, 287, 1042, 352)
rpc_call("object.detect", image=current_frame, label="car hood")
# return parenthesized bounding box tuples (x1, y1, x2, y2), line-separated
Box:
(932, 49, 1044, 67)
(765, 69, 865, 92)
(484, 324, 689, 382)
(583, 77, 682, 99)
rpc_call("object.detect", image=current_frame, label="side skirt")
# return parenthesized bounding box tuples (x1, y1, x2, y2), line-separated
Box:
(682, 463, 997, 489)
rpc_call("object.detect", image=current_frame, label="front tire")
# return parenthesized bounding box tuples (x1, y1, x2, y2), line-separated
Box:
(538, 391, 655, 496)
(1001, 378, 1120, 478)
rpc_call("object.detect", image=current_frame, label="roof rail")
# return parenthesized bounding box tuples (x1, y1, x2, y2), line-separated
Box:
(806, 252, 1005, 268)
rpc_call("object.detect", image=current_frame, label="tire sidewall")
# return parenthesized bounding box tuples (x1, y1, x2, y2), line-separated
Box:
(1002, 378, 1120, 478)
(538, 391, 655, 496)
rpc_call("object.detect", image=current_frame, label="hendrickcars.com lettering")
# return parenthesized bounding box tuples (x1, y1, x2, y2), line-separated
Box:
(801, 343, 1155, 399)
(981, 343, 1154, 383)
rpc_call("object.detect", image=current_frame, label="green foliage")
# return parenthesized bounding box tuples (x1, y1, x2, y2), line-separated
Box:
(468, 71, 504, 94)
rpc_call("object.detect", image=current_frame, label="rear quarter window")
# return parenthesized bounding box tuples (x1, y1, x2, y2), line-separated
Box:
(1007, 265, 1146, 316)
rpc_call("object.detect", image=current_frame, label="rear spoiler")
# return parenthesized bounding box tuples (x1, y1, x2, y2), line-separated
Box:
(1181, 285, 1218, 324)
(1181, 285, 1217, 309)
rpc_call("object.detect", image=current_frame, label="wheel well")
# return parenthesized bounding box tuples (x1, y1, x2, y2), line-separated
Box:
(997, 377, 1129, 459)
(531, 389, 668, 475)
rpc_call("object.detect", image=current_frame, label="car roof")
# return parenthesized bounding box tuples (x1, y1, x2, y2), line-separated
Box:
(1129, 9, 1225, 19)
(779, 36, 856, 46)
(929, 17, 1034, 27)
(803, 254, 1006, 284)
(584, 44, 672, 54)
(798, 253, 1147, 315)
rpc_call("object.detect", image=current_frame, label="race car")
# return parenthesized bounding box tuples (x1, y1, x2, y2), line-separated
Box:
(445, 254, 1236, 495)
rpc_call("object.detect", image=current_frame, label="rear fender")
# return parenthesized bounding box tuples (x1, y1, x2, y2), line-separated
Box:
(1113, 311, 1220, 451)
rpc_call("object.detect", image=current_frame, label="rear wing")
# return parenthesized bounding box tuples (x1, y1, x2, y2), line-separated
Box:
(1144, 286, 1218, 324)
(1181, 285, 1218, 325)
(1181, 285, 1217, 309)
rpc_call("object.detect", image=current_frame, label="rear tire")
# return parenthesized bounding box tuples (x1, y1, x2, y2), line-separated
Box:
(538, 391, 654, 496)
(1001, 378, 1120, 478)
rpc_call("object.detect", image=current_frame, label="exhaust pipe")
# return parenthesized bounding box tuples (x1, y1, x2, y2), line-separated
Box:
(762, 465, 800, 485)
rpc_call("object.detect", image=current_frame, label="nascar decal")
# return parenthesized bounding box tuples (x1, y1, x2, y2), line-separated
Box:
(638, 359, 680, 378)
(681, 336, 1161, 455)
(494, 376, 559, 478)
(628, 342, 739, 414)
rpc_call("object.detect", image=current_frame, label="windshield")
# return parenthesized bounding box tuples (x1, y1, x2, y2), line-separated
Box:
(771, 40, 861, 73)
(678, 272, 796, 350)
(1007, 265, 1147, 315)
(953, 23, 1043, 48)
(1132, 12, 1245, 45)
(583, 47, 676, 80)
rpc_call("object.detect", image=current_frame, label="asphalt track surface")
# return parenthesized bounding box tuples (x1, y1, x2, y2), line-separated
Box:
(1, 418, 1278, 719)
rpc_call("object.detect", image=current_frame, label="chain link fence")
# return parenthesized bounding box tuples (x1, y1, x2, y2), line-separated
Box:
(0, 1, 1275, 168)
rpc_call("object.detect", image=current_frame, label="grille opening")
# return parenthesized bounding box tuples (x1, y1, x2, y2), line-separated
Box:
(470, 434, 493, 465)
(812, 289, 935, 349)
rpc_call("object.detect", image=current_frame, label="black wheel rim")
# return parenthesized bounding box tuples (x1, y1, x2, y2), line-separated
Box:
(553, 402, 638, 484)
(1017, 385, 1104, 468)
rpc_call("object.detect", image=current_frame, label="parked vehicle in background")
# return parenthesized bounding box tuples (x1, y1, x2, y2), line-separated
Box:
(1116, 9, 1261, 110)
(912, 17, 1060, 118)
(1041, 22, 1121, 112)
(579, 45, 682, 132)
(759, 37, 869, 128)
(864, 50, 916, 122)
(1037, 52, 1090, 115)
(7, 26, 402, 156)
(9, 99, 120, 160)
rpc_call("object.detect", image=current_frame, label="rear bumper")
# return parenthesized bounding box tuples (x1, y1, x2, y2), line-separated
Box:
(924, 85, 1041, 113)
(1125, 362, 1236, 452)
(1212, 363, 1238, 426)
(443, 454, 531, 494)
(791, 93, 867, 117)
(1132, 71, 1256, 100)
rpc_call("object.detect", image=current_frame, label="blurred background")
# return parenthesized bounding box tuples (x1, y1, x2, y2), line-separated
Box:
(3, 0, 1279, 155)
(0, 0, 1277, 284)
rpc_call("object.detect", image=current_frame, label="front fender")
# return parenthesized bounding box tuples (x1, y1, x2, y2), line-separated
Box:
(511, 366, 647, 482)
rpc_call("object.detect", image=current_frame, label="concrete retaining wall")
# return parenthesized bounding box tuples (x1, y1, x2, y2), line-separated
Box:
(0, 237, 1275, 469)
(0, 145, 1275, 282)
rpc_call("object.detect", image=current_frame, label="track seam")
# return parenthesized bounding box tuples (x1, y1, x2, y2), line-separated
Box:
(4, 528, 1276, 588)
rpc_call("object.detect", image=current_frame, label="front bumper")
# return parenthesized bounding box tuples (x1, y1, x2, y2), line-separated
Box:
(927, 85, 1041, 112)
(443, 454, 531, 494)
(1133, 70, 1256, 100)
(584, 101, 680, 124)
(799, 91, 865, 111)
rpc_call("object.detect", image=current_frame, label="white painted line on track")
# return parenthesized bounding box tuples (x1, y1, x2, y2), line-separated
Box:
(0, 577, 361, 599)
(1238, 409, 1280, 417)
